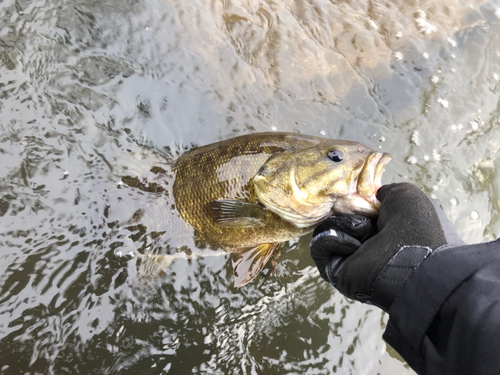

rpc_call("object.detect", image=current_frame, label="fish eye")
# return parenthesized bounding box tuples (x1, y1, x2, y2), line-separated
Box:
(327, 149, 345, 163)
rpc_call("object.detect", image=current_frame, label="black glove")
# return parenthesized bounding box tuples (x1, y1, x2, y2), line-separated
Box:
(310, 183, 465, 312)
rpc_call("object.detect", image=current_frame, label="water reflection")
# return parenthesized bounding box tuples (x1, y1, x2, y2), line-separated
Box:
(1, 0, 500, 373)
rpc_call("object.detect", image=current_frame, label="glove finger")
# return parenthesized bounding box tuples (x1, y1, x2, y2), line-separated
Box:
(310, 229, 361, 258)
(310, 229, 360, 282)
(313, 253, 348, 283)
(313, 214, 373, 241)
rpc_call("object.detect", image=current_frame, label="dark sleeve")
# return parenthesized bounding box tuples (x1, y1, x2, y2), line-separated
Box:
(383, 239, 500, 375)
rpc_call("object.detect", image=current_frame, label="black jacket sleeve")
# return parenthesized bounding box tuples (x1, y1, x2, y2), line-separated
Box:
(383, 239, 500, 375)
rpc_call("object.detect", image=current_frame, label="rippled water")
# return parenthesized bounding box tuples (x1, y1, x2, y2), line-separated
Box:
(1, 0, 500, 373)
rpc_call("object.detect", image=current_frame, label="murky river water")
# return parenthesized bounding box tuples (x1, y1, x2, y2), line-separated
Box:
(1, 0, 500, 373)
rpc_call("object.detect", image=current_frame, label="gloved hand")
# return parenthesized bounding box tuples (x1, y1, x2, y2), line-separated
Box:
(310, 183, 465, 312)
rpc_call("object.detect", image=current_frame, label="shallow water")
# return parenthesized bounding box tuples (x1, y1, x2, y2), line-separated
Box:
(1, 0, 500, 373)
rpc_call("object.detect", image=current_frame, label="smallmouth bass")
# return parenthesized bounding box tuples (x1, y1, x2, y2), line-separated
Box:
(121, 132, 390, 287)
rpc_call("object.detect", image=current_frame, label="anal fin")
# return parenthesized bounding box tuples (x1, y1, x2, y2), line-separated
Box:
(232, 242, 284, 287)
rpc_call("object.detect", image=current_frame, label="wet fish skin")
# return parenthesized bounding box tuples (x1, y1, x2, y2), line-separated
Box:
(169, 132, 390, 286)
(173, 133, 312, 249)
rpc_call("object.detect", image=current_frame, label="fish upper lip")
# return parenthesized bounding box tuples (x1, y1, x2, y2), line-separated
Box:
(374, 153, 391, 188)
(356, 152, 391, 198)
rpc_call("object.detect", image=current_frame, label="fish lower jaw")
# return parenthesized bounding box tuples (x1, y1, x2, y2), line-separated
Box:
(341, 194, 379, 218)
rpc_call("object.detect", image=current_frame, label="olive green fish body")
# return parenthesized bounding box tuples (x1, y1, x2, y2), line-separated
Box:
(172, 133, 321, 249)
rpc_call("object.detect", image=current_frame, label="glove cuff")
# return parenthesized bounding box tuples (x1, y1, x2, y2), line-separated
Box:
(371, 245, 432, 312)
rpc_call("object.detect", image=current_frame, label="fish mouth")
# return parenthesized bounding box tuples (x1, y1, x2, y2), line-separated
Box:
(356, 152, 391, 209)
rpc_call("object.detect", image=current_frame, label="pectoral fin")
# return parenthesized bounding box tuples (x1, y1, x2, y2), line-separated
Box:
(232, 242, 283, 287)
(210, 200, 267, 228)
